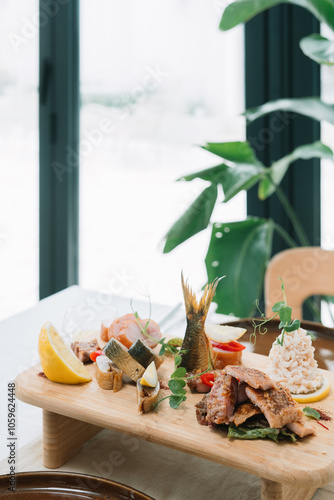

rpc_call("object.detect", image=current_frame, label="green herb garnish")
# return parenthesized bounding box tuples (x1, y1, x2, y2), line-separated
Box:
(251, 278, 300, 346)
(227, 423, 296, 442)
(303, 407, 329, 430)
(306, 331, 316, 341)
(303, 407, 320, 420)
(154, 357, 211, 410)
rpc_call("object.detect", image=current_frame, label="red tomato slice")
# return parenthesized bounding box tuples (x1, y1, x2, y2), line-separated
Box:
(200, 373, 215, 387)
(211, 340, 246, 352)
(90, 350, 104, 362)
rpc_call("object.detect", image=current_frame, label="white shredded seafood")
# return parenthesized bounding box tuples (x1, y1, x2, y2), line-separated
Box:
(267, 328, 323, 394)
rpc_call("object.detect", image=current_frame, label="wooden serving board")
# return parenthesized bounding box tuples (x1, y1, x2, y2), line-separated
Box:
(15, 352, 334, 500)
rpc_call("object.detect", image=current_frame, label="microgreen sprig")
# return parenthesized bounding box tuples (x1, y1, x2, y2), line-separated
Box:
(251, 278, 300, 346)
(154, 355, 211, 410)
(303, 407, 329, 430)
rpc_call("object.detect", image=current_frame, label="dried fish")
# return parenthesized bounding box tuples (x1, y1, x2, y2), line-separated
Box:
(104, 338, 145, 382)
(96, 355, 123, 392)
(137, 380, 160, 413)
(128, 339, 164, 369)
(180, 274, 220, 372)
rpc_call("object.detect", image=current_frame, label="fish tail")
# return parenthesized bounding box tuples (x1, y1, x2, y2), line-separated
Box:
(181, 272, 221, 321)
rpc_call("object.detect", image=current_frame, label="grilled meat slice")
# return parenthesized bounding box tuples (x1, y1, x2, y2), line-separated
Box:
(206, 373, 238, 425)
(237, 381, 248, 404)
(71, 340, 99, 363)
(287, 417, 315, 437)
(195, 394, 210, 425)
(224, 365, 275, 390)
(245, 385, 301, 428)
(232, 402, 263, 427)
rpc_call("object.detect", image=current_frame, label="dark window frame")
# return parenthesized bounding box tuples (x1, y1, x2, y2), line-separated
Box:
(39, 0, 79, 299)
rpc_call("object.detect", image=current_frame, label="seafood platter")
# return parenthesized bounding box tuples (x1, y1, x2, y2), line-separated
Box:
(15, 275, 334, 500)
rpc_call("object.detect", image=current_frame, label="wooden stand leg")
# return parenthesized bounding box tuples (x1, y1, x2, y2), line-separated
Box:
(261, 478, 317, 500)
(42, 410, 102, 469)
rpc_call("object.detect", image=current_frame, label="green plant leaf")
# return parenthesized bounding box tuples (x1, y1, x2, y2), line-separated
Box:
(181, 163, 266, 203)
(227, 423, 280, 442)
(303, 407, 320, 420)
(220, 164, 266, 203)
(244, 97, 334, 125)
(306, 331, 316, 341)
(300, 34, 334, 65)
(171, 367, 187, 379)
(202, 141, 260, 165)
(219, 0, 334, 32)
(259, 141, 333, 199)
(284, 319, 300, 332)
(272, 301, 286, 312)
(163, 184, 218, 253)
(168, 379, 186, 395)
(169, 395, 187, 409)
(205, 218, 274, 317)
(278, 306, 292, 326)
(180, 163, 229, 183)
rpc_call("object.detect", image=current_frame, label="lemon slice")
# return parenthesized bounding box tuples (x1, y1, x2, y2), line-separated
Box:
(291, 376, 330, 403)
(38, 322, 92, 384)
(206, 324, 246, 344)
(140, 361, 158, 387)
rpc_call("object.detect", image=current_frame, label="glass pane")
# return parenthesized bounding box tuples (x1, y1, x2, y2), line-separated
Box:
(80, 1, 245, 305)
(320, 24, 334, 325)
(0, 1, 39, 319)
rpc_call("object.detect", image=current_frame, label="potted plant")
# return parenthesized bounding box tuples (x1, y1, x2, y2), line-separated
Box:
(162, 0, 334, 318)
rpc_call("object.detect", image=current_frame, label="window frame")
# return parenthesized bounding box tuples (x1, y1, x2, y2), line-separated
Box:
(39, 0, 80, 299)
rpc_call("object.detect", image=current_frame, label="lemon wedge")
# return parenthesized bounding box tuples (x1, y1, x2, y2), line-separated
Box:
(291, 376, 330, 403)
(206, 324, 246, 343)
(38, 321, 92, 384)
(140, 361, 158, 387)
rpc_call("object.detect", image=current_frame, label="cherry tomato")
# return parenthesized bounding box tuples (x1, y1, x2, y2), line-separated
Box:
(211, 340, 246, 352)
(90, 350, 104, 362)
(200, 373, 215, 387)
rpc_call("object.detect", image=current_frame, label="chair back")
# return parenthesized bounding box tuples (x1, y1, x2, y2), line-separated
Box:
(264, 247, 334, 319)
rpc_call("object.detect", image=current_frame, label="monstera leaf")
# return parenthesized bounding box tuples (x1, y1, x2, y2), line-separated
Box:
(258, 141, 333, 199)
(205, 218, 274, 317)
(163, 184, 217, 253)
(181, 163, 266, 203)
(300, 34, 334, 65)
(244, 98, 334, 126)
(202, 141, 260, 165)
(219, 0, 334, 31)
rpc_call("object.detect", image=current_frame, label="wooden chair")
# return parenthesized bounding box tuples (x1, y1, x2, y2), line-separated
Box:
(264, 247, 334, 319)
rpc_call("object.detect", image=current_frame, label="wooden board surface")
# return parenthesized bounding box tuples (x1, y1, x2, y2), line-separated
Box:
(15, 352, 334, 488)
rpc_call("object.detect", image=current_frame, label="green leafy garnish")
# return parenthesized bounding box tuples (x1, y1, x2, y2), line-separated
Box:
(303, 407, 320, 420)
(251, 278, 301, 346)
(154, 363, 211, 410)
(306, 331, 316, 341)
(227, 423, 296, 442)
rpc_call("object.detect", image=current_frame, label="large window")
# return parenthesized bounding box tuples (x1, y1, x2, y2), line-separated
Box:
(320, 25, 334, 325)
(0, 1, 39, 320)
(321, 24, 334, 250)
(79, 1, 245, 304)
